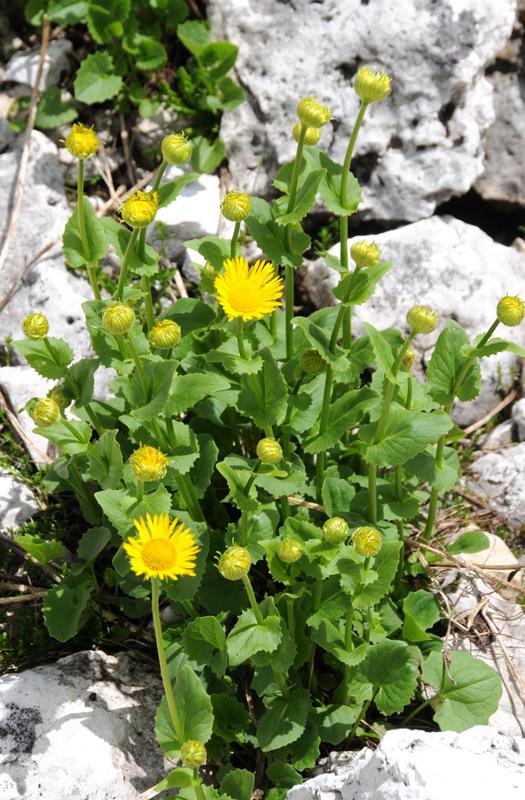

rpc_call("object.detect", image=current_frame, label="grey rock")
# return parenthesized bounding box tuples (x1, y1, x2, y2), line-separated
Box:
(469, 442, 525, 530)
(288, 727, 525, 800)
(0, 468, 39, 531)
(478, 419, 515, 450)
(0, 650, 175, 800)
(3, 40, 73, 91)
(511, 397, 525, 440)
(0, 366, 57, 463)
(306, 215, 525, 426)
(208, 0, 515, 222)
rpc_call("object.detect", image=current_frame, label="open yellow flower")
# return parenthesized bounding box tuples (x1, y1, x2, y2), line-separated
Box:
(214, 255, 284, 321)
(123, 513, 200, 581)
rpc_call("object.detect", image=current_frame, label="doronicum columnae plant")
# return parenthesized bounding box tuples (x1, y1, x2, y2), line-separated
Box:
(12, 64, 518, 800)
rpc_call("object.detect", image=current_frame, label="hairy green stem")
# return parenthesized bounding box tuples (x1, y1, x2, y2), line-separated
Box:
(125, 332, 149, 400)
(116, 228, 139, 300)
(236, 317, 247, 359)
(230, 221, 241, 259)
(139, 229, 155, 331)
(242, 574, 264, 625)
(151, 160, 167, 194)
(348, 687, 378, 744)
(151, 577, 184, 741)
(77, 159, 101, 301)
(283, 124, 307, 362)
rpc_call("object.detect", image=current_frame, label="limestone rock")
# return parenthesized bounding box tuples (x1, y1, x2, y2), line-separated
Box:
(0, 650, 175, 800)
(306, 215, 525, 426)
(208, 0, 515, 222)
(511, 397, 525, 440)
(2, 40, 73, 91)
(469, 442, 525, 530)
(0, 468, 39, 531)
(478, 419, 515, 450)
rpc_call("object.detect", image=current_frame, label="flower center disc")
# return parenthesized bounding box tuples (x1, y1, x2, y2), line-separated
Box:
(228, 280, 262, 314)
(142, 538, 177, 571)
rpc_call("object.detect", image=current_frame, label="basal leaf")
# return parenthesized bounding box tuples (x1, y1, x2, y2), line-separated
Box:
(226, 607, 282, 666)
(402, 590, 441, 642)
(355, 639, 420, 715)
(74, 51, 123, 104)
(257, 688, 311, 751)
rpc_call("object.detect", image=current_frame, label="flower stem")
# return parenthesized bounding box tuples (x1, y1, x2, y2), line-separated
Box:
(236, 317, 247, 359)
(348, 687, 377, 744)
(116, 228, 139, 300)
(283, 123, 307, 363)
(151, 577, 184, 741)
(242, 574, 264, 625)
(125, 333, 149, 400)
(139, 229, 155, 331)
(230, 221, 241, 259)
(77, 159, 101, 301)
(151, 160, 167, 193)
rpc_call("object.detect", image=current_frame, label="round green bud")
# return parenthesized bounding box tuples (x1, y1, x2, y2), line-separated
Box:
(149, 319, 181, 349)
(292, 122, 322, 145)
(496, 295, 525, 327)
(130, 444, 168, 482)
(102, 304, 135, 336)
(119, 191, 158, 229)
(322, 517, 349, 545)
(180, 740, 206, 768)
(301, 349, 326, 375)
(296, 97, 332, 128)
(256, 437, 283, 464)
(65, 123, 99, 160)
(221, 191, 252, 222)
(22, 313, 49, 340)
(354, 65, 392, 104)
(48, 384, 70, 410)
(400, 346, 415, 371)
(406, 305, 439, 335)
(203, 262, 216, 281)
(277, 536, 305, 563)
(351, 526, 382, 557)
(29, 398, 61, 428)
(217, 546, 252, 580)
(350, 240, 381, 268)
(161, 133, 193, 165)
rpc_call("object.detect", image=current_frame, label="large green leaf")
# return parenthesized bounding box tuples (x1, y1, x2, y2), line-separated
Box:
(273, 169, 326, 225)
(164, 372, 230, 416)
(212, 697, 251, 745)
(155, 768, 201, 792)
(246, 197, 310, 268)
(292, 317, 349, 374)
(63, 357, 100, 408)
(422, 651, 502, 732)
(226, 608, 282, 666)
(257, 689, 311, 751)
(311, 704, 360, 745)
(191, 136, 226, 174)
(177, 19, 211, 57)
(182, 616, 227, 677)
(354, 639, 420, 715)
(446, 530, 490, 555)
(74, 51, 123, 104)
(158, 173, 199, 209)
(237, 347, 288, 429)
(402, 590, 441, 642)
(36, 86, 77, 128)
(35, 418, 92, 456)
(333, 262, 393, 306)
(427, 320, 482, 405)
(13, 337, 74, 380)
(303, 146, 362, 216)
(184, 235, 241, 269)
(131, 361, 177, 419)
(207, 337, 263, 376)
(359, 408, 452, 466)
(216, 461, 259, 513)
(16, 534, 64, 566)
(362, 322, 397, 383)
(161, 297, 216, 336)
(404, 446, 460, 492)
(87, 430, 124, 490)
(462, 337, 525, 359)
(155, 664, 214, 756)
(339, 540, 402, 609)
(43, 581, 92, 642)
(304, 386, 379, 453)
(99, 217, 159, 277)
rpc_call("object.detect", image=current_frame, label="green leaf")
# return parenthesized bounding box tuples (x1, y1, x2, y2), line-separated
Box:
(156, 768, 201, 792)
(71, 526, 111, 576)
(404, 446, 460, 493)
(164, 420, 200, 476)
(212, 697, 251, 745)
(74, 51, 123, 104)
(201, 41, 239, 80)
(254, 469, 306, 497)
(136, 39, 167, 71)
(63, 357, 100, 408)
(340, 541, 402, 609)
(356, 639, 420, 715)
(427, 320, 482, 405)
(16, 534, 64, 566)
(257, 689, 311, 752)
(333, 262, 393, 306)
(164, 526, 208, 604)
(43, 581, 92, 642)
(303, 146, 362, 215)
(359, 408, 453, 467)
(177, 19, 211, 57)
(281, 374, 325, 436)
(207, 337, 263, 376)
(166, 0, 189, 27)
(292, 317, 349, 374)
(237, 347, 288, 429)
(273, 169, 326, 225)
(402, 590, 441, 642)
(462, 337, 525, 359)
(158, 173, 199, 209)
(216, 462, 259, 513)
(311, 620, 369, 667)
(36, 86, 77, 129)
(190, 434, 219, 498)
(131, 361, 177, 420)
(98, 216, 159, 276)
(322, 478, 356, 517)
(246, 197, 310, 268)
(312, 704, 359, 745)
(265, 761, 302, 789)
(226, 608, 282, 666)
(96, 485, 171, 537)
(182, 616, 227, 677)
(184, 235, 240, 270)
(362, 322, 396, 382)
(63, 198, 109, 268)
(87, 430, 125, 490)
(48, 0, 88, 25)
(288, 725, 321, 770)
(161, 297, 216, 337)
(206, 76, 245, 111)
(13, 337, 74, 380)
(422, 650, 502, 732)
(25, 0, 46, 26)
(304, 386, 379, 453)
(173, 665, 214, 743)
(35, 418, 92, 456)
(191, 136, 225, 174)
(447, 530, 490, 555)
(164, 372, 230, 416)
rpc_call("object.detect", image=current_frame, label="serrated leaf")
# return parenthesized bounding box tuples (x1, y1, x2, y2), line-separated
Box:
(136, 38, 167, 71)
(322, 477, 356, 517)
(161, 297, 216, 336)
(293, 317, 349, 374)
(362, 322, 396, 383)
(312, 704, 359, 745)
(427, 320, 482, 405)
(402, 590, 441, 642)
(356, 639, 420, 715)
(212, 697, 251, 745)
(36, 86, 77, 128)
(164, 525, 208, 603)
(87, 430, 125, 490)
(404, 446, 460, 492)
(303, 146, 362, 215)
(462, 338, 525, 359)
(184, 235, 240, 269)
(216, 461, 259, 513)
(340, 541, 402, 609)
(177, 19, 211, 57)
(226, 607, 282, 666)
(265, 761, 302, 789)
(63, 198, 109, 268)
(14, 336, 74, 380)
(273, 169, 326, 225)
(74, 51, 123, 104)
(34, 418, 92, 456)
(155, 768, 201, 792)
(155, 665, 214, 756)
(131, 361, 177, 420)
(333, 262, 393, 306)
(182, 616, 227, 677)
(207, 337, 263, 375)
(304, 386, 379, 453)
(16, 534, 64, 566)
(359, 408, 452, 467)
(246, 197, 310, 268)
(257, 688, 311, 751)
(191, 135, 225, 174)
(98, 216, 159, 276)
(237, 347, 288, 429)
(158, 173, 199, 209)
(164, 372, 230, 417)
(422, 650, 502, 732)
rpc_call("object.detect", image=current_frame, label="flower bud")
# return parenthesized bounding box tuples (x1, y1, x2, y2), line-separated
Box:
(354, 66, 392, 104)
(203, 262, 216, 280)
(256, 437, 283, 464)
(296, 97, 332, 128)
(119, 191, 158, 229)
(301, 349, 326, 375)
(400, 346, 415, 371)
(351, 526, 382, 557)
(322, 517, 349, 545)
(218, 546, 251, 580)
(180, 740, 206, 768)
(406, 305, 439, 335)
(65, 123, 99, 160)
(29, 398, 61, 428)
(350, 240, 381, 268)
(21, 313, 49, 340)
(48, 384, 70, 410)
(497, 295, 525, 327)
(130, 444, 168, 482)
(277, 536, 305, 563)
(292, 122, 322, 145)
(161, 133, 193, 165)
(149, 319, 181, 349)
(221, 191, 252, 222)
(102, 304, 135, 336)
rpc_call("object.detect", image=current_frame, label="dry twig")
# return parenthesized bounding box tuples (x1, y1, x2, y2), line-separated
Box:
(463, 390, 517, 435)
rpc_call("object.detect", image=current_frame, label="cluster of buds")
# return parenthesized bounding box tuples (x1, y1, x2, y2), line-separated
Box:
(149, 319, 181, 349)
(350, 240, 381, 268)
(119, 191, 158, 229)
(406, 305, 439, 335)
(351, 526, 382, 557)
(130, 445, 168, 482)
(256, 437, 283, 464)
(161, 133, 192, 165)
(217, 545, 251, 580)
(102, 304, 135, 336)
(221, 191, 252, 222)
(322, 517, 349, 545)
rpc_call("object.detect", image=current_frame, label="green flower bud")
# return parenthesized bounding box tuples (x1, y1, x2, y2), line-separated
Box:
(203, 262, 216, 281)
(161, 133, 193, 165)
(292, 122, 322, 145)
(322, 517, 349, 545)
(296, 97, 332, 128)
(301, 349, 326, 375)
(149, 319, 181, 349)
(221, 191, 252, 222)
(256, 437, 283, 464)
(350, 240, 381, 268)
(130, 444, 168, 482)
(65, 123, 99, 160)
(48, 384, 70, 410)
(180, 740, 206, 768)
(400, 346, 415, 371)
(351, 526, 382, 557)
(354, 65, 392, 104)
(28, 398, 61, 428)
(217, 546, 251, 580)
(21, 313, 49, 340)
(102, 304, 135, 335)
(277, 536, 305, 563)
(497, 295, 525, 327)
(119, 191, 158, 229)
(406, 305, 439, 335)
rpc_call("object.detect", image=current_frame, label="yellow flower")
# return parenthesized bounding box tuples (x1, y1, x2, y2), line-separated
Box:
(214, 255, 284, 321)
(119, 190, 158, 228)
(123, 513, 200, 581)
(65, 123, 99, 160)
(130, 445, 168, 482)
